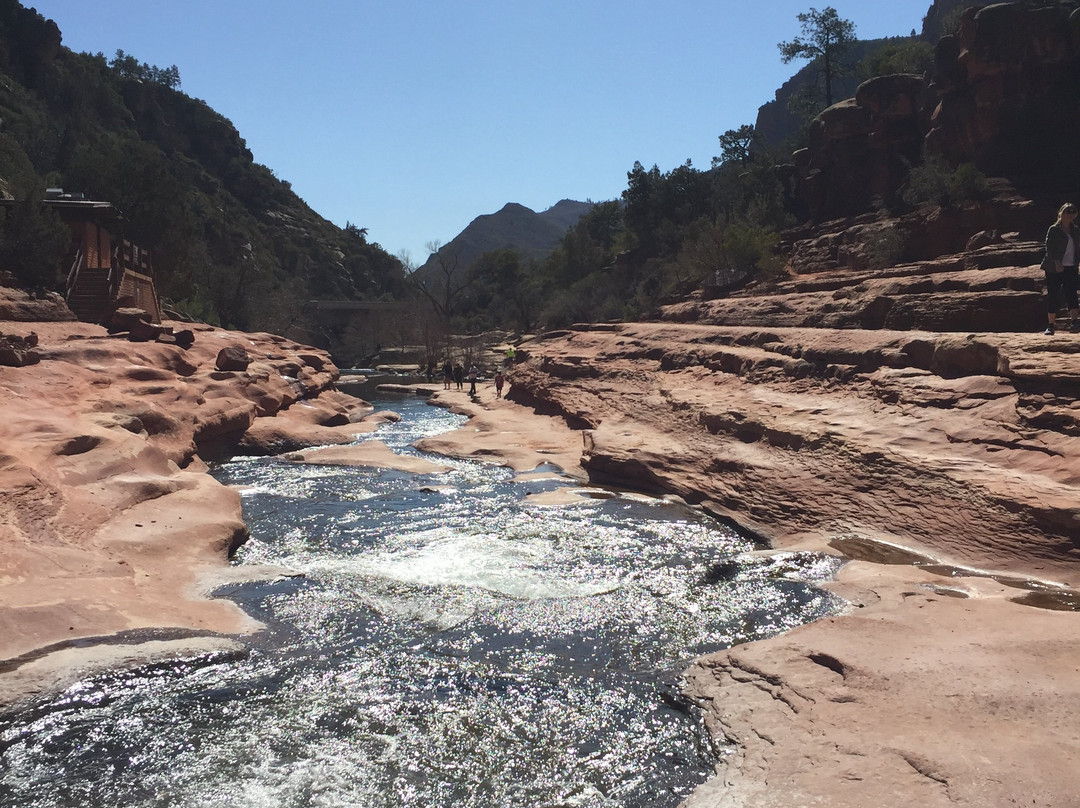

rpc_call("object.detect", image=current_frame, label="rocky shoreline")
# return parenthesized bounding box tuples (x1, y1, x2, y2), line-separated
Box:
(0, 315, 391, 707)
(4, 262, 1080, 805)
(489, 317, 1080, 807)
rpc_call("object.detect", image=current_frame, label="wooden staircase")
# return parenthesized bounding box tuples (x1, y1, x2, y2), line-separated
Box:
(66, 265, 112, 324)
(63, 240, 162, 325)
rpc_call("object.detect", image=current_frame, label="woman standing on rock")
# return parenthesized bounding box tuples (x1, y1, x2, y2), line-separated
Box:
(1042, 202, 1080, 334)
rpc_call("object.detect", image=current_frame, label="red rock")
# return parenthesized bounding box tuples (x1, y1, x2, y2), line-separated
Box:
(0, 313, 351, 703)
(215, 345, 251, 371)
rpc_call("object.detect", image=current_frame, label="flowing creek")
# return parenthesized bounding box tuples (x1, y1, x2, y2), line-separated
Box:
(0, 396, 844, 807)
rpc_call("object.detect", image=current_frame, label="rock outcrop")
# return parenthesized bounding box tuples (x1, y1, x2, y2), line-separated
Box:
(495, 214, 1080, 805)
(791, 0, 1080, 223)
(0, 316, 385, 705)
(0, 284, 74, 322)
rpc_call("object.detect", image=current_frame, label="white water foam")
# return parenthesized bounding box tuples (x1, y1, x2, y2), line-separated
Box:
(298, 529, 619, 602)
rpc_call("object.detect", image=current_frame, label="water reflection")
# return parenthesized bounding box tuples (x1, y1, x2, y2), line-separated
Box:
(0, 397, 843, 808)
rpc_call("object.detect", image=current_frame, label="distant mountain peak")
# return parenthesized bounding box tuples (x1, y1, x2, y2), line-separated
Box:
(416, 199, 594, 277)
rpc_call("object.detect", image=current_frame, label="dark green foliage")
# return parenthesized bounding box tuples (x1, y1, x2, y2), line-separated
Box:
(109, 50, 180, 88)
(778, 7, 857, 108)
(950, 162, 989, 202)
(714, 125, 757, 166)
(624, 160, 715, 255)
(0, 187, 69, 289)
(0, 0, 403, 340)
(858, 38, 934, 79)
(513, 150, 791, 329)
(468, 249, 543, 334)
(901, 153, 988, 208)
(406, 134, 793, 335)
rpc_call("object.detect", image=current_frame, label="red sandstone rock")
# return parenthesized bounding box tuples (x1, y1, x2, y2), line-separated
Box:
(215, 345, 252, 371)
(108, 306, 151, 334)
(0, 286, 74, 321)
(492, 314, 1080, 808)
(284, 440, 451, 475)
(0, 315, 352, 703)
(791, 2, 1080, 224)
(4, 194, 1080, 808)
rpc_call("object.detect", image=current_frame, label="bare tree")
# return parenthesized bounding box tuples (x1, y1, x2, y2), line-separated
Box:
(408, 240, 476, 319)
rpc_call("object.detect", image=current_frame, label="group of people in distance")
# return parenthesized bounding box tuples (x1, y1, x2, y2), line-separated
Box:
(427, 346, 515, 398)
(1043, 202, 1080, 335)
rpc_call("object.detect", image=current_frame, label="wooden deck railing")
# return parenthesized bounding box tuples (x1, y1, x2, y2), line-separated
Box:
(65, 247, 84, 300)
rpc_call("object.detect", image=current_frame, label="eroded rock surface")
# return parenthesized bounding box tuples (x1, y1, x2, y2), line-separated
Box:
(0, 318, 379, 703)
(498, 252, 1080, 805)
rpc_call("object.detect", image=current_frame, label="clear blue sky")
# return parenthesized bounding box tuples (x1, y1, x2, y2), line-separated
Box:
(30, 1, 932, 265)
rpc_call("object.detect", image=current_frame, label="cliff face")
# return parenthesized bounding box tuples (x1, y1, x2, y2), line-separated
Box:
(754, 38, 893, 149)
(790, 0, 1080, 223)
(510, 316, 1079, 573)
(928, 0, 1080, 180)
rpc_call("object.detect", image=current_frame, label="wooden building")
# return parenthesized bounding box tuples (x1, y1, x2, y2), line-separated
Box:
(45, 190, 162, 324)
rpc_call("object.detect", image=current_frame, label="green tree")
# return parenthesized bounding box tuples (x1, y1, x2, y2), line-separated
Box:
(108, 49, 140, 79)
(622, 159, 713, 256)
(471, 248, 543, 333)
(714, 124, 757, 166)
(858, 38, 933, 79)
(0, 189, 71, 291)
(409, 240, 475, 320)
(108, 49, 181, 88)
(778, 6, 856, 108)
(900, 153, 988, 208)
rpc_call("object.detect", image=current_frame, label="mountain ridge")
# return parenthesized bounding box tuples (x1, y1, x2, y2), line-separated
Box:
(413, 198, 595, 280)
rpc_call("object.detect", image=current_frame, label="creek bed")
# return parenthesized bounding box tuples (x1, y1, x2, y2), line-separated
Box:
(0, 397, 843, 807)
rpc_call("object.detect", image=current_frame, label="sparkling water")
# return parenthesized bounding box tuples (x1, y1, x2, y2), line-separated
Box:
(0, 397, 842, 807)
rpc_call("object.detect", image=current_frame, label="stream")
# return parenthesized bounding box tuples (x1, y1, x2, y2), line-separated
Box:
(0, 396, 843, 807)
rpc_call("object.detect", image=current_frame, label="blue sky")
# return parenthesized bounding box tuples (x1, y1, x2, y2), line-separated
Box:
(30, 1, 932, 265)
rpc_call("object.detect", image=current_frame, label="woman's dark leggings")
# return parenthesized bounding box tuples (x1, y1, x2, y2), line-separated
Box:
(1046, 264, 1079, 313)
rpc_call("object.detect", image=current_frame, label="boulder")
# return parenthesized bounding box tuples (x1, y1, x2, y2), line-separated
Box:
(215, 346, 252, 372)
(108, 307, 152, 334)
(0, 332, 42, 366)
(965, 229, 1002, 251)
(853, 73, 925, 119)
(0, 287, 74, 321)
(128, 319, 168, 342)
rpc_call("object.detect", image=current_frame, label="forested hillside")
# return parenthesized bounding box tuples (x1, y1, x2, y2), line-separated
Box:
(432, 4, 962, 334)
(1, 0, 974, 363)
(0, 0, 405, 347)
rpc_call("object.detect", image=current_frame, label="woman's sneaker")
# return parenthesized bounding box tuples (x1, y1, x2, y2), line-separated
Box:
(1045, 324, 1056, 335)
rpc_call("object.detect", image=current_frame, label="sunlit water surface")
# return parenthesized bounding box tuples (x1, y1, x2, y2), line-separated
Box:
(0, 397, 843, 807)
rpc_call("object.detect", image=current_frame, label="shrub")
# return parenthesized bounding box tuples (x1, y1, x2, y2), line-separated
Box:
(901, 155, 988, 208)
(858, 39, 934, 79)
(0, 193, 70, 291)
(863, 225, 906, 269)
(949, 162, 988, 202)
